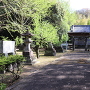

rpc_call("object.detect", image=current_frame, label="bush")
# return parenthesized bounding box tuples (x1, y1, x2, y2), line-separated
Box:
(15, 36, 23, 46)
(0, 55, 25, 72)
(0, 55, 25, 85)
(0, 83, 7, 90)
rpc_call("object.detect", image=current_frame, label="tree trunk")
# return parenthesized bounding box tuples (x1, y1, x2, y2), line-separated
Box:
(34, 45, 39, 58)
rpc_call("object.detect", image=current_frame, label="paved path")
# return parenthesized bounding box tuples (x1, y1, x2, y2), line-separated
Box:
(6, 49, 90, 90)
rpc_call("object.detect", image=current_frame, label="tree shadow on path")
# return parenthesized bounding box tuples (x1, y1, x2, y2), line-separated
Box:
(6, 63, 90, 90)
(6, 49, 90, 90)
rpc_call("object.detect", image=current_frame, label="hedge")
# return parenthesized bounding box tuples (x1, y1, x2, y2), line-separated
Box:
(0, 55, 25, 72)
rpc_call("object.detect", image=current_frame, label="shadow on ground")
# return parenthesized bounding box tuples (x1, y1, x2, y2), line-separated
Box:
(6, 63, 90, 90)
(6, 50, 90, 90)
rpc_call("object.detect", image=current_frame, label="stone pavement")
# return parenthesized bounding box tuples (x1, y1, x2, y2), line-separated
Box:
(6, 49, 90, 90)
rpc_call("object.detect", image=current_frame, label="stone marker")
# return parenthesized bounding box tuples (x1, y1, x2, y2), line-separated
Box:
(44, 42, 56, 56)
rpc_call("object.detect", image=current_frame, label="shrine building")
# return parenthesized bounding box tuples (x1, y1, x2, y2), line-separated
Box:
(68, 25, 90, 51)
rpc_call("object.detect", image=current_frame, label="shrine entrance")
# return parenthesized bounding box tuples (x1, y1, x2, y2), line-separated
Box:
(68, 25, 90, 51)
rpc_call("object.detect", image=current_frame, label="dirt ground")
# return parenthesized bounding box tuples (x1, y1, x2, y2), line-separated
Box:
(0, 50, 66, 86)
(18, 51, 68, 78)
(18, 49, 90, 78)
(6, 49, 90, 90)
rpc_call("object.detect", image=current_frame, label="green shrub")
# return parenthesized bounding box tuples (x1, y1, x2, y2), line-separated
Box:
(15, 36, 23, 46)
(0, 55, 25, 71)
(0, 83, 7, 90)
(0, 57, 7, 66)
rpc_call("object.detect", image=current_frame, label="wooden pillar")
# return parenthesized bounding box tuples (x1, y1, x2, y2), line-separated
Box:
(72, 36, 75, 51)
(85, 37, 88, 51)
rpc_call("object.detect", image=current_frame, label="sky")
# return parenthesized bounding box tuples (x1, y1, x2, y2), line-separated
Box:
(68, 0, 90, 10)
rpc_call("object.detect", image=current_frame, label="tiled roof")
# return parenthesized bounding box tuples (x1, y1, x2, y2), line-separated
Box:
(70, 25, 90, 32)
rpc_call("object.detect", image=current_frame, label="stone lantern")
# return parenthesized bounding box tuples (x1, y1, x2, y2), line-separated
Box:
(22, 30, 36, 64)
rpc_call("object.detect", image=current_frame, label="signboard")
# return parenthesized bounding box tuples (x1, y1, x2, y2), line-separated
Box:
(0, 41, 15, 56)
